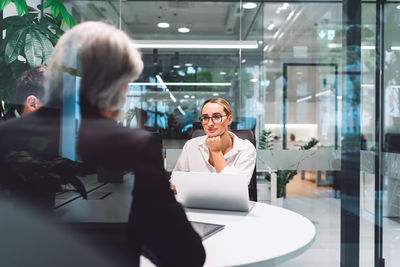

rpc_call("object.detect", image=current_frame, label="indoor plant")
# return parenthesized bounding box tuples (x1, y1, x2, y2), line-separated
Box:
(0, 0, 76, 114)
(259, 130, 319, 199)
(1, 150, 87, 209)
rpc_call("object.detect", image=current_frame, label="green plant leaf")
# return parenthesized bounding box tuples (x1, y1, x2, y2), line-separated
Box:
(24, 31, 43, 67)
(0, 0, 12, 11)
(12, 0, 29, 15)
(43, 0, 55, 9)
(0, 15, 28, 32)
(5, 28, 27, 64)
(32, 30, 54, 65)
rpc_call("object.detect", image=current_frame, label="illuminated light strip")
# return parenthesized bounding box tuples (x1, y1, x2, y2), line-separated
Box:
(391, 46, 400, 50)
(315, 90, 331, 97)
(129, 82, 232, 86)
(177, 106, 186, 115)
(361, 84, 374, 87)
(296, 95, 312, 103)
(133, 40, 258, 49)
(265, 123, 317, 129)
(361, 46, 375, 50)
(155, 75, 167, 91)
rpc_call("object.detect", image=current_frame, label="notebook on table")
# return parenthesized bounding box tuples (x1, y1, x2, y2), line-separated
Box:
(171, 171, 250, 212)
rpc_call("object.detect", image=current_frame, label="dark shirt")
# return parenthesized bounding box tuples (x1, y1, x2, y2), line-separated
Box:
(78, 113, 205, 267)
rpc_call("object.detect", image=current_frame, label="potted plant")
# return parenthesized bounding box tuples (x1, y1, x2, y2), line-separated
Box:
(0, 0, 76, 114)
(1, 150, 87, 210)
(259, 130, 319, 203)
(289, 133, 296, 142)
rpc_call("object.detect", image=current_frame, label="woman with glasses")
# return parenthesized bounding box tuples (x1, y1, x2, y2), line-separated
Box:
(173, 98, 256, 185)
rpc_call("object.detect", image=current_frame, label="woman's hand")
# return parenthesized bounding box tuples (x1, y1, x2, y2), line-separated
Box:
(206, 136, 223, 153)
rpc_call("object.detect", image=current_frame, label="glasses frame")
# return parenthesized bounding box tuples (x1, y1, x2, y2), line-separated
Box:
(199, 114, 228, 124)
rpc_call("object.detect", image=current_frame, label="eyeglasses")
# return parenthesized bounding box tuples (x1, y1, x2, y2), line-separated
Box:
(199, 114, 227, 124)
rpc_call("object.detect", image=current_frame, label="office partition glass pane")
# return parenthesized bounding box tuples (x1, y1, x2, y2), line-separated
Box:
(382, 3, 400, 266)
(359, 3, 376, 267)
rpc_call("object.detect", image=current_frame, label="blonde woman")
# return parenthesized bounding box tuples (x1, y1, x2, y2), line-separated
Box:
(173, 98, 256, 185)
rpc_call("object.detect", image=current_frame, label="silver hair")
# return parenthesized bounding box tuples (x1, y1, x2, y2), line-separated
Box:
(45, 21, 143, 111)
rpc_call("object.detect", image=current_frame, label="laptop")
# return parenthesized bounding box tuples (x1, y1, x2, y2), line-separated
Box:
(171, 171, 250, 212)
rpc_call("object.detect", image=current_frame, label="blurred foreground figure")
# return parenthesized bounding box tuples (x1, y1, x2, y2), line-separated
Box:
(47, 21, 205, 266)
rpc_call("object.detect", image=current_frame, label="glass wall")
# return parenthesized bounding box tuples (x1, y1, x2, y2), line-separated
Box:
(2, 0, 400, 266)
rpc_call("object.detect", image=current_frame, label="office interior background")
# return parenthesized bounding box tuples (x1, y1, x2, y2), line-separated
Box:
(1, 0, 400, 266)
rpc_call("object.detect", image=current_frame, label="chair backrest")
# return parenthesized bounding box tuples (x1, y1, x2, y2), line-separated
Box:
(191, 129, 257, 201)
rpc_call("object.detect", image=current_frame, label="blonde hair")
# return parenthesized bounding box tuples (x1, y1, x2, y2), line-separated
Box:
(46, 21, 143, 112)
(201, 98, 232, 116)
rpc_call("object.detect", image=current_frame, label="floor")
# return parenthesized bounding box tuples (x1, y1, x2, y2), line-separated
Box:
(258, 173, 400, 267)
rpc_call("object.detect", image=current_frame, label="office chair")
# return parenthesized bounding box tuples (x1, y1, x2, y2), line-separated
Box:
(191, 129, 257, 201)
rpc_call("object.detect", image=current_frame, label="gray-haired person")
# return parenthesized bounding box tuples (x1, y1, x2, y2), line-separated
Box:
(48, 21, 206, 266)
(0, 21, 205, 267)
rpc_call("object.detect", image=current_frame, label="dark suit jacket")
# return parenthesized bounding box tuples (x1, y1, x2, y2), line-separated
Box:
(0, 108, 205, 267)
(78, 113, 205, 267)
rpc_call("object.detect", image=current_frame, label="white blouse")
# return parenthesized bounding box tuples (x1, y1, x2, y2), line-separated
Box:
(173, 132, 256, 185)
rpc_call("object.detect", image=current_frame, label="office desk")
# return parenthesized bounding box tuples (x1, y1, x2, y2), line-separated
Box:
(55, 179, 315, 266)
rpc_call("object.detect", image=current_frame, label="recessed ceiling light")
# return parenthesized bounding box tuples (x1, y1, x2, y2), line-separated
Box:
(397, 4, 400, 9)
(276, 10, 280, 14)
(220, 71, 226, 75)
(185, 63, 193, 67)
(178, 27, 190, 33)
(243, 3, 257, 9)
(184, 95, 189, 98)
(173, 65, 181, 68)
(191, 96, 195, 99)
(241, 59, 246, 63)
(267, 23, 275, 31)
(258, 40, 263, 44)
(250, 78, 258, 83)
(213, 93, 219, 96)
(157, 22, 170, 28)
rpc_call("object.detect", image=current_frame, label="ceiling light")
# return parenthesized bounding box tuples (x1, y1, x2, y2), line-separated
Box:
(391, 46, 400, 50)
(361, 46, 375, 50)
(213, 93, 219, 96)
(178, 27, 190, 33)
(169, 92, 177, 102)
(282, 3, 289, 9)
(276, 10, 280, 14)
(173, 65, 181, 68)
(273, 31, 280, 39)
(315, 90, 331, 97)
(133, 40, 258, 49)
(241, 59, 246, 63)
(328, 43, 342, 49)
(243, 3, 257, 9)
(250, 78, 258, 83)
(361, 84, 374, 87)
(157, 22, 170, 28)
(177, 106, 186, 115)
(184, 95, 189, 98)
(185, 63, 193, 67)
(297, 72, 303, 75)
(267, 23, 275, 31)
(286, 11, 295, 22)
(263, 45, 269, 52)
(191, 96, 195, 99)
(296, 96, 312, 103)
(220, 71, 226, 75)
(397, 4, 400, 9)
(234, 73, 238, 76)
(129, 82, 232, 86)
(258, 40, 263, 44)
(337, 96, 342, 100)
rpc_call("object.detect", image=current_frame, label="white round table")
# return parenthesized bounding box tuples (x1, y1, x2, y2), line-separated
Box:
(141, 202, 315, 267)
